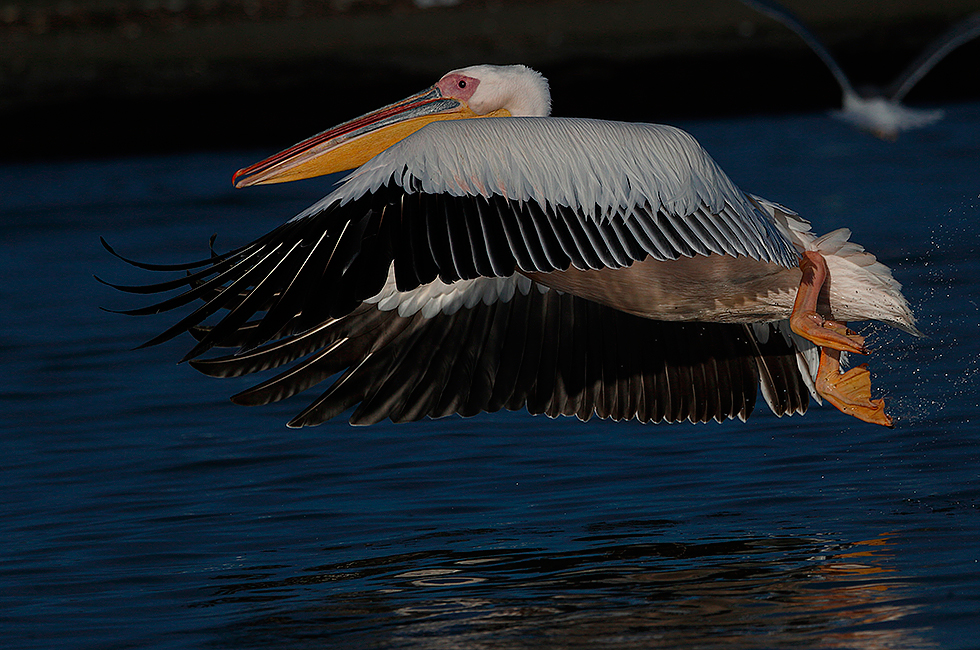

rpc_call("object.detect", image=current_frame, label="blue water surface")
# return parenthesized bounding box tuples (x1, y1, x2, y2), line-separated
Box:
(2, 102, 979, 650)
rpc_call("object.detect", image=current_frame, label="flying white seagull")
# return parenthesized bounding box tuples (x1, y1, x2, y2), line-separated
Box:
(739, 0, 980, 139)
(102, 64, 918, 428)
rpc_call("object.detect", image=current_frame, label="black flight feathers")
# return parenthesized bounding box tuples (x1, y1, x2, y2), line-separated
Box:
(105, 177, 786, 358)
(188, 286, 808, 427)
(102, 177, 810, 425)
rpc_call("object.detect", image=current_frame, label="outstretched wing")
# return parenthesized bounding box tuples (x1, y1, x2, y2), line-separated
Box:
(102, 118, 800, 362)
(185, 273, 811, 427)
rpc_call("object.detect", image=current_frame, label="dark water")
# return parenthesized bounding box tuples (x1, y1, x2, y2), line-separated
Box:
(3, 104, 979, 650)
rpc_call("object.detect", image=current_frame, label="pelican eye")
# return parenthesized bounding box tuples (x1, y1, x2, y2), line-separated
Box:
(458, 79, 466, 89)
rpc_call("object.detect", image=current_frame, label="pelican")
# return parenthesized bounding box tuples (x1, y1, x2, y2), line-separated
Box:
(102, 64, 918, 428)
(738, 0, 980, 139)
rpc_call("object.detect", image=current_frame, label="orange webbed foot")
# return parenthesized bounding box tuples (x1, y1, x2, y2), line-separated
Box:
(791, 311, 868, 354)
(815, 348, 893, 428)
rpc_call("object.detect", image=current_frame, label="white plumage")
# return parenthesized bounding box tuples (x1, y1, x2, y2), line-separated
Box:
(339, 120, 740, 216)
(313, 118, 800, 268)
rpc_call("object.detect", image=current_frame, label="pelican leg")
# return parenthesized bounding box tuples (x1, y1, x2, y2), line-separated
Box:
(815, 348, 893, 427)
(790, 251, 866, 354)
(791, 250, 892, 426)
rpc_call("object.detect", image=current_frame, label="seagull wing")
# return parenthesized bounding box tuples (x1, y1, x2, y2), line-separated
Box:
(738, 0, 858, 98)
(888, 12, 980, 102)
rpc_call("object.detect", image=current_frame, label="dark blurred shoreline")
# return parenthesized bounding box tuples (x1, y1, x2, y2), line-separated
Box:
(3, 0, 979, 161)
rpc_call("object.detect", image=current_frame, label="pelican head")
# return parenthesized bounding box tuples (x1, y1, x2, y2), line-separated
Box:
(233, 64, 551, 188)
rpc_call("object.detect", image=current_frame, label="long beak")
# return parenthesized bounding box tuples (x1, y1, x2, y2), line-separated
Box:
(233, 87, 509, 188)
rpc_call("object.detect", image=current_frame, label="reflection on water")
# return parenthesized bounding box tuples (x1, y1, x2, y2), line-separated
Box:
(204, 531, 932, 649)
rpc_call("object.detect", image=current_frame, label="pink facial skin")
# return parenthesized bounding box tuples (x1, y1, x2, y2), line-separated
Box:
(435, 73, 480, 102)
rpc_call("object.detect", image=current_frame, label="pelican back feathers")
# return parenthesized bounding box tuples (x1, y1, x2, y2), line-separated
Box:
(318, 118, 801, 269)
